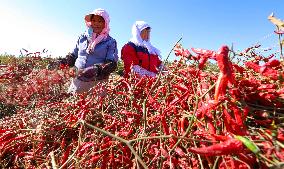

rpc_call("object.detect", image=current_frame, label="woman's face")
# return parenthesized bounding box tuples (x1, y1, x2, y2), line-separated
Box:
(140, 28, 151, 41)
(90, 15, 105, 34)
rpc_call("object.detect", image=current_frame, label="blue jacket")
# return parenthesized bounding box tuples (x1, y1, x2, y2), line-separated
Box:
(72, 34, 118, 69)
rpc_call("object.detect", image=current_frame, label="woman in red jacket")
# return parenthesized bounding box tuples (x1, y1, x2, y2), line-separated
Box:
(121, 21, 164, 78)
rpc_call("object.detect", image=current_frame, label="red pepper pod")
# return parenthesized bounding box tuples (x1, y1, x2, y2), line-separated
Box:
(0, 132, 15, 144)
(161, 115, 169, 135)
(232, 63, 245, 74)
(117, 128, 133, 137)
(214, 73, 228, 101)
(187, 138, 244, 156)
(174, 147, 186, 157)
(78, 142, 94, 157)
(0, 129, 11, 134)
(191, 48, 216, 58)
(274, 30, 284, 34)
(257, 84, 277, 90)
(180, 117, 188, 134)
(87, 155, 101, 164)
(264, 59, 280, 67)
(61, 144, 73, 165)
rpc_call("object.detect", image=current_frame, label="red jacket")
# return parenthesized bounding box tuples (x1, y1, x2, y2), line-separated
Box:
(121, 42, 162, 78)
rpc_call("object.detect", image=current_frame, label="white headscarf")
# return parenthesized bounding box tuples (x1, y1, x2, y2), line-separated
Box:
(84, 8, 110, 54)
(129, 21, 161, 57)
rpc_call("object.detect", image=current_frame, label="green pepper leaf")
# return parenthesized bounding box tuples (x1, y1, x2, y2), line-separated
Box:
(235, 135, 260, 154)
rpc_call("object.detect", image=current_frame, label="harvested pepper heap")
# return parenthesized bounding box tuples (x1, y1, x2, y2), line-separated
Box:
(0, 15, 284, 169)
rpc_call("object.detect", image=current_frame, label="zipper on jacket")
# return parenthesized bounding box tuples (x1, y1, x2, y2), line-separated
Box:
(145, 47, 150, 71)
(148, 53, 150, 71)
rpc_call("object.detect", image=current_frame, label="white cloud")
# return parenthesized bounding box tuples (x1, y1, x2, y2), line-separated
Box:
(0, 5, 74, 57)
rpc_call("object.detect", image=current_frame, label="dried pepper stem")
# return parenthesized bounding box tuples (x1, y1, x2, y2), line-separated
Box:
(81, 120, 148, 169)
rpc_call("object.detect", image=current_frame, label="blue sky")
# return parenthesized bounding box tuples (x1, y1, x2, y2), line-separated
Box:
(0, 0, 283, 61)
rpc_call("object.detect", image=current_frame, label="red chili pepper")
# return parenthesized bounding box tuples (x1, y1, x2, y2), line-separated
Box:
(118, 128, 133, 137)
(100, 153, 110, 169)
(115, 154, 133, 166)
(214, 46, 235, 101)
(109, 148, 115, 167)
(274, 30, 284, 34)
(161, 115, 169, 135)
(198, 57, 208, 69)
(259, 92, 277, 101)
(180, 117, 188, 134)
(277, 129, 284, 142)
(175, 147, 186, 157)
(232, 63, 245, 74)
(264, 59, 281, 67)
(78, 142, 94, 157)
(0, 65, 8, 68)
(0, 129, 10, 134)
(117, 143, 131, 157)
(187, 138, 244, 156)
(147, 95, 160, 110)
(207, 120, 216, 134)
(160, 146, 169, 158)
(174, 43, 184, 56)
(229, 88, 242, 101)
(231, 105, 244, 127)
(165, 156, 179, 167)
(79, 109, 90, 120)
(237, 153, 257, 167)
(101, 141, 113, 150)
(134, 77, 145, 88)
(214, 74, 228, 101)
(172, 84, 188, 92)
(87, 155, 101, 164)
(193, 130, 215, 141)
(211, 134, 230, 141)
(10, 134, 29, 142)
(101, 137, 111, 144)
(216, 46, 234, 78)
(219, 156, 250, 169)
(169, 91, 189, 106)
(169, 126, 178, 148)
(61, 138, 66, 150)
(257, 84, 277, 90)
(61, 145, 73, 165)
(104, 119, 116, 130)
(223, 109, 247, 135)
(245, 61, 280, 80)
(276, 151, 284, 161)
(0, 132, 15, 144)
(35, 136, 45, 154)
(174, 44, 192, 59)
(196, 101, 219, 119)
(191, 48, 216, 58)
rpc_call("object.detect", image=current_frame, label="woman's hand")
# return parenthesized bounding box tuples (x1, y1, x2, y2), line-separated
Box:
(76, 68, 84, 77)
(77, 65, 100, 81)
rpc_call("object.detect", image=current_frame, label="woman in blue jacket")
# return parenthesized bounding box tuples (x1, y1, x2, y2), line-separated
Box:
(52, 8, 118, 94)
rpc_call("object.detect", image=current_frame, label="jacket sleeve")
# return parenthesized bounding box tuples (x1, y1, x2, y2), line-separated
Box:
(71, 37, 80, 59)
(106, 39, 118, 62)
(121, 44, 139, 78)
(92, 39, 118, 80)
